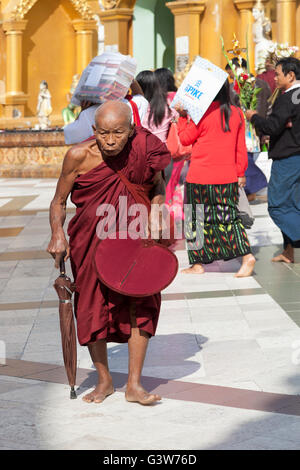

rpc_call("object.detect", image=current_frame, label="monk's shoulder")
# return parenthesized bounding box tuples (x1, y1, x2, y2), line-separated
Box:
(64, 141, 92, 169)
(137, 127, 169, 159)
(133, 126, 151, 140)
(133, 126, 164, 150)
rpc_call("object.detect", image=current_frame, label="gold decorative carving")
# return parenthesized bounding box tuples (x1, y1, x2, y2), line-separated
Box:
(0, 146, 69, 178)
(0, 129, 68, 177)
(11, 0, 94, 20)
(102, 0, 121, 9)
(11, 0, 35, 20)
(69, 0, 94, 19)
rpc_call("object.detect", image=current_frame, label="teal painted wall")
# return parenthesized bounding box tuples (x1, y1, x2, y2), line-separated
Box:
(133, 0, 157, 73)
(133, 0, 174, 74)
(155, 0, 175, 71)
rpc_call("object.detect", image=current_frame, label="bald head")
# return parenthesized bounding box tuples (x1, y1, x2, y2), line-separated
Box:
(95, 100, 132, 129)
(93, 100, 135, 158)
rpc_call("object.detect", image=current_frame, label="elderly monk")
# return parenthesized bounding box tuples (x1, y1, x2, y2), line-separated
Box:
(47, 101, 171, 405)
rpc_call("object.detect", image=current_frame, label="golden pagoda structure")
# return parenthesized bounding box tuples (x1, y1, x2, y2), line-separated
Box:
(0, 0, 299, 177)
(1, 0, 299, 130)
(98, 0, 300, 74)
(0, 0, 99, 129)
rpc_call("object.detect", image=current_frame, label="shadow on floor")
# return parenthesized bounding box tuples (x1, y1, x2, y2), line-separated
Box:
(76, 333, 208, 396)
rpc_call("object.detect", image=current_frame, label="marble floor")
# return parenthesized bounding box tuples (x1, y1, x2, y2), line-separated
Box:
(0, 177, 300, 450)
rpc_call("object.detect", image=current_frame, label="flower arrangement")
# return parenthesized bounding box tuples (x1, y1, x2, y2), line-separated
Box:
(233, 73, 261, 110)
(256, 42, 299, 74)
(221, 35, 261, 112)
(274, 43, 299, 59)
(221, 34, 261, 152)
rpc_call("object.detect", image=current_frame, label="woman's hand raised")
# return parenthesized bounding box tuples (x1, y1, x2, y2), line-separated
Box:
(174, 103, 188, 118)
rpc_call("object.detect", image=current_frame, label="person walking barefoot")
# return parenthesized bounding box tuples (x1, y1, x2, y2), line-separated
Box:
(182, 252, 256, 277)
(176, 80, 255, 278)
(48, 101, 169, 406)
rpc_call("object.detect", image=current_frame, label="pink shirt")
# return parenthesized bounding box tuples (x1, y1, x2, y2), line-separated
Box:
(142, 105, 178, 143)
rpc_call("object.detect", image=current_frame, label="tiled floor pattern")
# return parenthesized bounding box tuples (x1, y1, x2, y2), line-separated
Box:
(0, 178, 300, 450)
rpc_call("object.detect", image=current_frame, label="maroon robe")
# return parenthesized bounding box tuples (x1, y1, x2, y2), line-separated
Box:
(256, 69, 276, 94)
(67, 127, 171, 346)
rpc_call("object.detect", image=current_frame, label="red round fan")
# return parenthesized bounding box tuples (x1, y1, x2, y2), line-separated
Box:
(93, 232, 178, 297)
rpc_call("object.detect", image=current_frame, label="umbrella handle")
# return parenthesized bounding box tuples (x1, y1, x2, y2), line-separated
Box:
(60, 252, 67, 275)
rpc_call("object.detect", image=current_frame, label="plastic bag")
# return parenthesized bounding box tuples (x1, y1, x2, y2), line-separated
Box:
(170, 56, 228, 125)
(245, 120, 260, 153)
(71, 52, 137, 106)
(237, 187, 255, 229)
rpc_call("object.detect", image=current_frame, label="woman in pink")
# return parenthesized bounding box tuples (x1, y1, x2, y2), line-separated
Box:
(176, 80, 256, 277)
(154, 68, 188, 223)
(136, 70, 177, 144)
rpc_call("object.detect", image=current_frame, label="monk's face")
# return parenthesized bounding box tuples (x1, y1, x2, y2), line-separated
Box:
(94, 112, 134, 158)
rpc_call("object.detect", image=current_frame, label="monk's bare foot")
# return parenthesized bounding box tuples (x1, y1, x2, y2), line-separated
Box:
(272, 253, 293, 263)
(82, 382, 114, 404)
(181, 263, 205, 274)
(125, 384, 161, 406)
(235, 254, 256, 278)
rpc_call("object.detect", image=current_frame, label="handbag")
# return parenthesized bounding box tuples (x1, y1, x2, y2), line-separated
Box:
(166, 121, 192, 162)
(237, 187, 255, 229)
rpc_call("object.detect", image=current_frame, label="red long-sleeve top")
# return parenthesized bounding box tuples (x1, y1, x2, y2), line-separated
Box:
(177, 101, 248, 184)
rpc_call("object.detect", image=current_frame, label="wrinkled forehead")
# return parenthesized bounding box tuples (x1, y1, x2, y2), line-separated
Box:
(95, 111, 131, 130)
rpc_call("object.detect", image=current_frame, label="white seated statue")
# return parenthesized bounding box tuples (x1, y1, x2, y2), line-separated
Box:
(252, 0, 275, 73)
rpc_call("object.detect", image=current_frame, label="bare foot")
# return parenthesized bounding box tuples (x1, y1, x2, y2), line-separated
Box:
(181, 263, 205, 274)
(235, 254, 256, 278)
(82, 382, 114, 403)
(247, 193, 256, 202)
(125, 384, 161, 406)
(272, 254, 293, 263)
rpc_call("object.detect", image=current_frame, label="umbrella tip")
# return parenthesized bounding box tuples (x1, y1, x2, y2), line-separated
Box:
(70, 386, 77, 399)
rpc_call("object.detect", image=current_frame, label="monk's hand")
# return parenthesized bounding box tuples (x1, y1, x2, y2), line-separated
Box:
(238, 176, 246, 189)
(245, 110, 257, 121)
(47, 234, 70, 269)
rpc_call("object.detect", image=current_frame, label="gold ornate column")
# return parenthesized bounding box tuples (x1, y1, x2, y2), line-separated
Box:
(72, 19, 98, 74)
(98, 8, 134, 55)
(166, 1, 206, 71)
(3, 20, 28, 118)
(296, 0, 300, 50)
(276, 0, 296, 44)
(234, 0, 257, 73)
